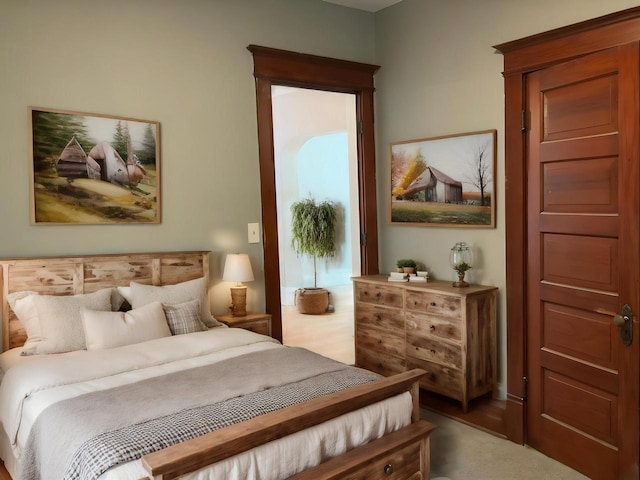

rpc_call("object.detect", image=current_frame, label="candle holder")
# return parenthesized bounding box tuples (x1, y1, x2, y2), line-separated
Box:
(449, 242, 473, 287)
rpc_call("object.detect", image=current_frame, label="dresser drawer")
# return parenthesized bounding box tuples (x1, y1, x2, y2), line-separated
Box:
(355, 282, 404, 308)
(406, 311, 462, 342)
(406, 332, 462, 368)
(356, 346, 406, 377)
(355, 303, 404, 332)
(405, 290, 461, 318)
(356, 324, 405, 358)
(407, 357, 464, 400)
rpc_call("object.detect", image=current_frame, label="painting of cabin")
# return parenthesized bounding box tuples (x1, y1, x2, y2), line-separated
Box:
(30, 107, 160, 225)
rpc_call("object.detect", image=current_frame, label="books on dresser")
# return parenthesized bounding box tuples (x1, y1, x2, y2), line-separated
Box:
(388, 271, 429, 282)
(388, 271, 409, 282)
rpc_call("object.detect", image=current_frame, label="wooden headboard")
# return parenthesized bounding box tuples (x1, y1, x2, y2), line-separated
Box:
(0, 251, 210, 351)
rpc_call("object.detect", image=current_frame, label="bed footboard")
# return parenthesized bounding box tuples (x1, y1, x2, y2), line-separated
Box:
(288, 420, 435, 480)
(142, 369, 430, 480)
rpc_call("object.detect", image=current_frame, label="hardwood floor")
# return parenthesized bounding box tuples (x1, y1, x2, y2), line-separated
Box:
(281, 286, 355, 365)
(420, 390, 506, 437)
(0, 463, 9, 480)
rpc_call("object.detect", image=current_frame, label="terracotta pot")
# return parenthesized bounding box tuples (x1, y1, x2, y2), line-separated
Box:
(402, 267, 416, 274)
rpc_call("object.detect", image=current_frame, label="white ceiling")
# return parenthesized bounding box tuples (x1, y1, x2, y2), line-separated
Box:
(322, 0, 403, 13)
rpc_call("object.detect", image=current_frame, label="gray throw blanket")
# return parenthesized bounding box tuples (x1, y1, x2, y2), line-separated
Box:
(19, 347, 380, 480)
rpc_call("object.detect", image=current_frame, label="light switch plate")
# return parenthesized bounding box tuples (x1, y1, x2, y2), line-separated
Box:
(248, 223, 260, 243)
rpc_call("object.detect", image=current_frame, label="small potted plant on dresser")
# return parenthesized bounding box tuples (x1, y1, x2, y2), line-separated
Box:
(396, 258, 417, 274)
(290, 196, 338, 314)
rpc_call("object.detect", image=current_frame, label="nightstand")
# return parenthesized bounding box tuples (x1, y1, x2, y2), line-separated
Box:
(214, 312, 272, 337)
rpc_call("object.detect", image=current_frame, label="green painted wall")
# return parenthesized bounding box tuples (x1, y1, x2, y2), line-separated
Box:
(0, 0, 375, 315)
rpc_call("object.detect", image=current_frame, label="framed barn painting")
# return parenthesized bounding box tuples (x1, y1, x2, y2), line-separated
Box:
(29, 107, 161, 224)
(390, 129, 496, 228)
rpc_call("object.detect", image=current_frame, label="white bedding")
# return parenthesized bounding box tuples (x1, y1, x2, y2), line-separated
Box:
(0, 328, 412, 479)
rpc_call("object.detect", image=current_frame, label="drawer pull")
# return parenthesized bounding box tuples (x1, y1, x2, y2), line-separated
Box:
(430, 349, 436, 355)
(376, 292, 382, 298)
(430, 325, 436, 331)
(384, 463, 394, 475)
(430, 301, 437, 306)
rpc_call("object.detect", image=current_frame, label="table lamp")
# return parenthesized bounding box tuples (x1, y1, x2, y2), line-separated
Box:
(222, 253, 254, 316)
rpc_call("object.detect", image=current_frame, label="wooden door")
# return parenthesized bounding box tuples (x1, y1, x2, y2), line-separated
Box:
(526, 45, 640, 479)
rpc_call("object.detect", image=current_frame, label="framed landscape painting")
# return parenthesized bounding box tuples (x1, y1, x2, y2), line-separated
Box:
(390, 129, 496, 228)
(29, 107, 161, 224)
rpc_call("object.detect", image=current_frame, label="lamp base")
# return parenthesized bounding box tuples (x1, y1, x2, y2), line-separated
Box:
(229, 286, 248, 317)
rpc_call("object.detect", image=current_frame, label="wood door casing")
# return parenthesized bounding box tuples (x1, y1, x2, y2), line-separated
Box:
(248, 45, 380, 342)
(526, 45, 639, 479)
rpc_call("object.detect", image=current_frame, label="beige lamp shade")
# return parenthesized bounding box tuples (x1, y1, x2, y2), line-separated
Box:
(223, 254, 255, 284)
(223, 254, 254, 316)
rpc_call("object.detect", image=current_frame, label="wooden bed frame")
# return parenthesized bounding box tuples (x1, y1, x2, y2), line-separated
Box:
(0, 251, 435, 480)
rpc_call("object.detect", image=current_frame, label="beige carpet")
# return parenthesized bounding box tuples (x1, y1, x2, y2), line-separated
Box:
(422, 409, 589, 480)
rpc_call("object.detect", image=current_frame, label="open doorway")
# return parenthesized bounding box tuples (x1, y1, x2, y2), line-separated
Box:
(248, 44, 380, 345)
(272, 86, 359, 364)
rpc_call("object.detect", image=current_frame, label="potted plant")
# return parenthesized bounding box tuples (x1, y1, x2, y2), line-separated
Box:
(396, 258, 417, 274)
(291, 197, 338, 314)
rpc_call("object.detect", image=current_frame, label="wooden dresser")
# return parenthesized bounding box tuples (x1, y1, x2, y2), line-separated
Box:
(353, 275, 497, 411)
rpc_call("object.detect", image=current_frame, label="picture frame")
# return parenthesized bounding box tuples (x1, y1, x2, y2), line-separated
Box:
(29, 107, 161, 224)
(390, 129, 496, 228)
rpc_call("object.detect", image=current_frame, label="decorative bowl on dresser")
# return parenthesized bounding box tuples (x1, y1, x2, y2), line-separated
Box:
(353, 275, 497, 412)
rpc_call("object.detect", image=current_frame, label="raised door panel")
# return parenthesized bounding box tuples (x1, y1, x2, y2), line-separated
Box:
(543, 234, 618, 292)
(543, 74, 618, 142)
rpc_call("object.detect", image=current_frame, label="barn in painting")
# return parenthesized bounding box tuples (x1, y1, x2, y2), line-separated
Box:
(402, 166, 463, 203)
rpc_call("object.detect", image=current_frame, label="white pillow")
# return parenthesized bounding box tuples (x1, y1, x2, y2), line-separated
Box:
(6, 291, 42, 344)
(30, 289, 113, 354)
(130, 277, 221, 328)
(163, 299, 208, 335)
(7, 288, 123, 350)
(82, 302, 171, 350)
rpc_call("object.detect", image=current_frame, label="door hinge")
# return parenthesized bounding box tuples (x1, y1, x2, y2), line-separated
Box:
(357, 120, 364, 135)
(522, 376, 528, 400)
(360, 232, 367, 247)
(521, 110, 527, 132)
